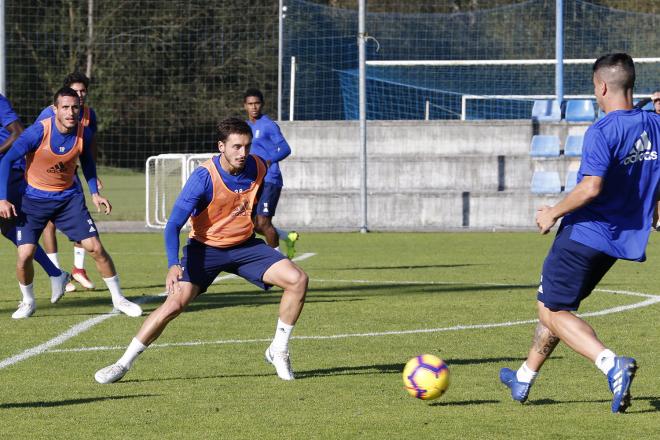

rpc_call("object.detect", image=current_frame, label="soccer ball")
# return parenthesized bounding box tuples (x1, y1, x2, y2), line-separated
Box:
(402, 354, 450, 400)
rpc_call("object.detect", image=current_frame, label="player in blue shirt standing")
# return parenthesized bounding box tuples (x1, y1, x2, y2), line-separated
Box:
(0, 93, 70, 318)
(499, 53, 660, 413)
(36, 72, 99, 293)
(244, 89, 299, 258)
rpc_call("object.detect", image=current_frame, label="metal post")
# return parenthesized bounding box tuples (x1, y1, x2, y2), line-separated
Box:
(0, 0, 5, 95)
(425, 99, 430, 120)
(358, 0, 368, 233)
(289, 56, 296, 121)
(277, 0, 285, 121)
(555, 0, 563, 105)
(86, 0, 93, 78)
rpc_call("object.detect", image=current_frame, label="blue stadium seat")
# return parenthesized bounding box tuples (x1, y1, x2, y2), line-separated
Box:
(565, 99, 595, 122)
(531, 99, 561, 122)
(564, 135, 583, 157)
(564, 171, 578, 192)
(531, 171, 562, 194)
(530, 135, 560, 157)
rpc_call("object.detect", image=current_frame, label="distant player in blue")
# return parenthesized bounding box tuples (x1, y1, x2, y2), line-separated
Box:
(244, 88, 299, 259)
(94, 118, 309, 384)
(0, 93, 69, 319)
(500, 53, 660, 413)
(36, 72, 99, 293)
(0, 87, 141, 318)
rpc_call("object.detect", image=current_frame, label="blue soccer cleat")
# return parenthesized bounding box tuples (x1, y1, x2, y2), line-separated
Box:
(500, 368, 531, 403)
(607, 356, 637, 413)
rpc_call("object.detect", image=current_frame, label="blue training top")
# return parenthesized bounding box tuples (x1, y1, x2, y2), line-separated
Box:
(0, 117, 97, 201)
(0, 94, 25, 170)
(247, 114, 291, 186)
(164, 155, 266, 267)
(562, 108, 660, 261)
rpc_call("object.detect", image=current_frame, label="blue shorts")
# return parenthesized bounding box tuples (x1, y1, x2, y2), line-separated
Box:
(180, 237, 286, 294)
(16, 193, 99, 245)
(537, 225, 617, 311)
(0, 168, 26, 233)
(255, 183, 282, 217)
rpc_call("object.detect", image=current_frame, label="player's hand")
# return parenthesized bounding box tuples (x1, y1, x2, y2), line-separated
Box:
(165, 265, 183, 295)
(0, 199, 17, 219)
(92, 193, 112, 215)
(535, 205, 557, 234)
(97, 176, 104, 191)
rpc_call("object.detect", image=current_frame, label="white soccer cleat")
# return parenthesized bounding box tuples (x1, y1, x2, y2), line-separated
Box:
(265, 347, 295, 381)
(65, 282, 76, 293)
(12, 301, 36, 319)
(51, 271, 71, 304)
(95, 363, 129, 384)
(113, 297, 143, 317)
(72, 268, 95, 289)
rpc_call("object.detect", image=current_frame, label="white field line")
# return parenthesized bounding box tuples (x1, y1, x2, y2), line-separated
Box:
(44, 284, 660, 355)
(0, 252, 316, 370)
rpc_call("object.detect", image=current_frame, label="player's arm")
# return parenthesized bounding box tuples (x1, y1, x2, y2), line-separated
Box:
(536, 176, 603, 234)
(0, 127, 41, 217)
(164, 167, 212, 294)
(88, 108, 103, 189)
(266, 123, 291, 162)
(0, 120, 24, 154)
(79, 132, 109, 214)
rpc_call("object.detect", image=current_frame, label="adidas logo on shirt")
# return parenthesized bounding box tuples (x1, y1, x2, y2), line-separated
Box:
(46, 161, 67, 174)
(623, 131, 657, 165)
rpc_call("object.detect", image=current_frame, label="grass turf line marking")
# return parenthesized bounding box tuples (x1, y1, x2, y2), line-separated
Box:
(0, 252, 317, 369)
(44, 283, 660, 354)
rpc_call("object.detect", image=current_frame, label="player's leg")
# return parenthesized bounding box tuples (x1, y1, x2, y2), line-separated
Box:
(41, 220, 77, 293)
(255, 215, 278, 248)
(12, 243, 37, 318)
(71, 241, 94, 289)
(95, 281, 200, 384)
(254, 183, 281, 249)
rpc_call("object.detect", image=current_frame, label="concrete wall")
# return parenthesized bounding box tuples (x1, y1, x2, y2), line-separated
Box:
(267, 120, 590, 231)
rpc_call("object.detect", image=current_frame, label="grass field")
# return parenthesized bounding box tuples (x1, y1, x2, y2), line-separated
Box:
(86, 166, 145, 221)
(0, 232, 658, 439)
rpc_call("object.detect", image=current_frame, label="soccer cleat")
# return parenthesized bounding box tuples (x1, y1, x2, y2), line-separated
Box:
(51, 271, 71, 304)
(112, 297, 143, 317)
(95, 363, 129, 384)
(12, 301, 36, 319)
(265, 347, 295, 380)
(65, 282, 76, 293)
(72, 268, 95, 289)
(607, 356, 637, 413)
(283, 231, 299, 259)
(499, 368, 531, 403)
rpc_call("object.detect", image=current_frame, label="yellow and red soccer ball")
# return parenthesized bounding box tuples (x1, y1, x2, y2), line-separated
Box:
(402, 354, 450, 400)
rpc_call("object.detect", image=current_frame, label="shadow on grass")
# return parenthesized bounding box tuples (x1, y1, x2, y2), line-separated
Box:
(0, 394, 158, 409)
(429, 399, 500, 407)
(332, 264, 483, 271)
(528, 395, 660, 413)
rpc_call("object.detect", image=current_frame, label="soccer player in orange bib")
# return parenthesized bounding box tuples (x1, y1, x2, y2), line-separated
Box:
(0, 87, 141, 318)
(94, 118, 308, 384)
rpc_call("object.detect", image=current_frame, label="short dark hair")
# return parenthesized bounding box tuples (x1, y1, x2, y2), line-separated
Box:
(63, 71, 90, 89)
(593, 53, 635, 90)
(53, 86, 81, 106)
(217, 117, 252, 143)
(243, 88, 264, 103)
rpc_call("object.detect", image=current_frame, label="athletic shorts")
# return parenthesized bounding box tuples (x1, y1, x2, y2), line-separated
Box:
(0, 168, 27, 232)
(537, 224, 616, 311)
(255, 183, 282, 217)
(180, 236, 286, 294)
(16, 192, 99, 245)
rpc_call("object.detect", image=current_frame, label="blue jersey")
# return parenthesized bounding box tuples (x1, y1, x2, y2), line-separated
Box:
(164, 155, 266, 266)
(247, 114, 291, 186)
(0, 117, 96, 201)
(562, 109, 660, 261)
(0, 94, 24, 170)
(36, 104, 97, 134)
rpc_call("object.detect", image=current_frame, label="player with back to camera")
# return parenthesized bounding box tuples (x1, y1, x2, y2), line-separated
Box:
(36, 72, 99, 293)
(499, 53, 660, 413)
(243, 88, 299, 259)
(94, 117, 308, 384)
(0, 87, 142, 318)
(0, 93, 69, 318)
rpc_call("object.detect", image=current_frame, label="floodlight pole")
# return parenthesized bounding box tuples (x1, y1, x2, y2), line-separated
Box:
(358, 0, 368, 233)
(555, 0, 564, 104)
(277, 0, 285, 121)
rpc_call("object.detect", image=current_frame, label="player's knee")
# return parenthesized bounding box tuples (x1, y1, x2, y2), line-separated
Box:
(162, 296, 187, 318)
(287, 267, 308, 295)
(83, 239, 104, 258)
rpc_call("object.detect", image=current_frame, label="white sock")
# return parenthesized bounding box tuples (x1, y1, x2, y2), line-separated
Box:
(103, 275, 124, 303)
(595, 349, 616, 375)
(270, 318, 294, 353)
(73, 247, 85, 269)
(19, 283, 35, 304)
(117, 338, 147, 369)
(47, 253, 60, 269)
(275, 228, 290, 241)
(516, 361, 538, 384)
